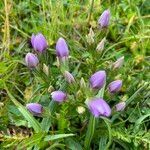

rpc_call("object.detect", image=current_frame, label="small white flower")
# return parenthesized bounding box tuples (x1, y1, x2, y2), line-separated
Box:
(76, 106, 85, 114)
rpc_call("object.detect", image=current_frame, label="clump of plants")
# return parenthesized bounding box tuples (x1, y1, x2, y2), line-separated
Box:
(24, 9, 125, 149)
(1, 7, 149, 150)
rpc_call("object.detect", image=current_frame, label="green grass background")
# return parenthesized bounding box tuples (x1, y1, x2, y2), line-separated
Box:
(0, 0, 149, 149)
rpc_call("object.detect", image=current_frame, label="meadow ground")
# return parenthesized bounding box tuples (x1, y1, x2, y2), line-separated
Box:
(0, 0, 149, 149)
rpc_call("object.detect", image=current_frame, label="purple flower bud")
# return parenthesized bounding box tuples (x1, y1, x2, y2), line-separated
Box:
(26, 103, 43, 115)
(96, 37, 106, 52)
(115, 102, 126, 111)
(56, 37, 69, 59)
(64, 71, 75, 84)
(90, 70, 106, 89)
(51, 91, 67, 103)
(25, 53, 39, 68)
(98, 9, 110, 28)
(87, 98, 111, 117)
(108, 80, 122, 93)
(31, 33, 47, 53)
(113, 56, 124, 69)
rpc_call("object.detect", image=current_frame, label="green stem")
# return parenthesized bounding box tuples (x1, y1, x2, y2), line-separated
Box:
(84, 84, 106, 149)
(41, 100, 57, 132)
(84, 115, 96, 149)
(88, 0, 94, 24)
(101, 117, 112, 150)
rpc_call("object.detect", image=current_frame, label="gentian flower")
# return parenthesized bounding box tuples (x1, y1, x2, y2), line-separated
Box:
(87, 98, 111, 117)
(64, 71, 75, 84)
(108, 80, 122, 93)
(25, 53, 39, 68)
(115, 102, 126, 111)
(31, 33, 47, 53)
(90, 70, 106, 90)
(51, 91, 67, 103)
(56, 37, 69, 59)
(26, 103, 43, 115)
(113, 56, 124, 69)
(98, 9, 110, 28)
(96, 37, 106, 52)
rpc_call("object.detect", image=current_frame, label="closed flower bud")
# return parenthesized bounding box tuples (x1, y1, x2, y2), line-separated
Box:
(48, 86, 54, 93)
(98, 9, 110, 28)
(80, 77, 86, 89)
(113, 56, 124, 69)
(115, 102, 126, 111)
(31, 33, 47, 53)
(86, 28, 95, 44)
(96, 37, 106, 52)
(90, 70, 106, 89)
(87, 98, 111, 117)
(26, 103, 43, 116)
(25, 53, 39, 68)
(64, 71, 75, 84)
(43, 63, 49, 76)
(108, 80, 122, 93)
(51, 91, 67, 103)
(56, 37, 69, 59)
(76, 90, 82, 98)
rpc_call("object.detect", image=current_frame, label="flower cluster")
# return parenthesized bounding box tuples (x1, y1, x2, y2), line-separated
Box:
(86, 70, 125, 117)
(25, 33, 47, 68)
(25, 9, 126, 119)
(25, 34, 73, 115)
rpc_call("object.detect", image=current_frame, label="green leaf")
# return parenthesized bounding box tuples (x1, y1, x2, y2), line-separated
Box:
(5, 85, 42, 133)
(44, 134, 75, 141)
(101, 117, 112, 150)
(134, 114, 150, 131)
(65, 138, 83, 150)
(126, 83, 148, 106)
(41, 100, 57, 132)
(46, 143, 65, 150)
(17, 133, 45, 149)
(99, 137, 107, 150)
(111, 130, 131, 143)
(84, 115, 96, 149)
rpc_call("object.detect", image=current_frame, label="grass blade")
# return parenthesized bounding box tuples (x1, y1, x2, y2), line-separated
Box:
(44, 134, 75, 141)
(5, 84, 42, 133)
(111, 83, 148, 122)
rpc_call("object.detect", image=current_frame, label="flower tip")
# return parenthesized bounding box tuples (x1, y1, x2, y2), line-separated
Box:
(25, 52, 39, 68)
(90, 70, 106, 90)
(56, 37, 69, 59)
(115, 102, 126, 111)
(64, 71, 75, 84)
(96, 37, 106, 52)
(31, 33, 47, 53)
(98, 9, 110, 28)
(51, 91, 67, 103)
(108, 80, 122, 93)
(87, 98, 111, 117)
(113, 56, 124, 69)
(26, 103, 43, 115)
